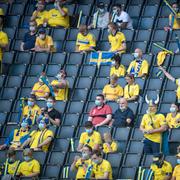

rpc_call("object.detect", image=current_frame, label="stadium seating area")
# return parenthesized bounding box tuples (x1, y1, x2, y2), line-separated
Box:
(0, 0, 180, 179)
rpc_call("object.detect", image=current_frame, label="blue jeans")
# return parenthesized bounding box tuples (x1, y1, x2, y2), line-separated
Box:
(143, 138, 160, 154)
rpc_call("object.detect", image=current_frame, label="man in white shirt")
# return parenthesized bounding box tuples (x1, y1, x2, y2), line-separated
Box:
(111, 4, 133, 30)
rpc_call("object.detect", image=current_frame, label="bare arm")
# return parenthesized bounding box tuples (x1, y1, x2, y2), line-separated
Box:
(95, 114, 112, 127)
(159, 66, 175, 82)
(77, 143, 83, 152)
(20, 138, 31, 149)
(116, 42, 126, 52)
(149, 125, 168, 134)
(21, 172, 39, 178)
(120, 22, 128, 29)
(38, 137, 53, 148)
(171, 177, 176, 180)
(75, 45, 80, 52)
(49, 117, 60, 126)
(127, 95, 138, 102)
(57, 6, 67, 17)
(88, 116, 93, 122)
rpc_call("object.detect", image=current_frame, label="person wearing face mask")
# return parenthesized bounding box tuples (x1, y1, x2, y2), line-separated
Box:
(0, 118, 32, 150)
(124, 74, 140, 102)
(31, 75, 50, 100)
(88, 94, 112, 127)
(110, 4, 133, 30)
(159, 66, 180, 104)
(127, 48, 149, 78)
(111, 97, 134, 127)
(76, 24, 96, 52)
(16, 148, 40, 178)
(35, 28, 55, 52)
(140, 95, 168, 154)
(77, 121, 102, 152)
(150, 153, 172, 180)
(51, 70, 69, 101)
(22, 95, 41, 124)
(166, 103, 180, 128)
(91, 150, 113, 179)
(108, 22, 126, 53)
(103, 74, 123, 101)
(71, 145, 93, 179)
(110, 54, 126, 77)
(88, 2, 110, 29)
(172, 153, 180, 179)
(47, 0, 70, 28)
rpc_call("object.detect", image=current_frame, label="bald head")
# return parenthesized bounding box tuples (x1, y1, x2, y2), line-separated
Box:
(119, 97, 128, 110)
(134, 48, 143, 58)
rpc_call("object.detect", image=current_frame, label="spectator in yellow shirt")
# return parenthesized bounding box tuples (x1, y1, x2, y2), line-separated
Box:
(124, 74, 140, 102)
(16, 148, 40, 178)
(103, 132, 118, 154)
(76, 25, 96, 52)
(110, 54, 126, 77)
(127, 48, 149, 78)
(108, 22, 126, 53)
(23, 95, 41, 124)
(71, 145, 93, 179)
(31, 1, 48, 27)
(172, 153, 180, 180)
(47, 0, 70, 28)
(103, 75, 123, 101)
(51, 70, 69, 101)
(91, 150, 113, 180)
(77, 121, 102, 152)
(166, 103, 180, 128)
(31, 75, 50, 100)
(35, 28, 54, 52)
(150, 153, 172, 180)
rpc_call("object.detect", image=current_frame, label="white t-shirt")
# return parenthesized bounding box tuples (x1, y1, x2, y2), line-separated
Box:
(112, 10, 133, 29)
(93, 11, 109, 29)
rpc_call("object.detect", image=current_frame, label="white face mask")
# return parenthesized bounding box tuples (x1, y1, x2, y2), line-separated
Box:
(111, 61, 116, 66)
(29, 26, 36, 32)
(99, 8, 105, 13)
(133, 52, 139, 59)
(39, 34, 45, 40)
(170, 107, 176, 113)
(113, 9, 118, 14)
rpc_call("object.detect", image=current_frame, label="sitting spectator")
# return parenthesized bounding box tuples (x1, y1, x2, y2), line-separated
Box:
(76, 25, 96, 52)
(71, 145, 92, 179)
(91, 150, 113, 179)
(127, 48, 149, 78)
(0, 118, 32, 150)
(140, 96, 167, 154)
(21, 117, 54, 152)
(51, 70, 69, 101)
(103, 132, 117, 154)
(111, 97, 134, 127)
(124, 74, 140, 102)
(23, 95, 41, 124)
(31, 1, 48, 27)
(31, 75, 50, 100)
(110, 54, 126, 77)
(108, 22, 126, 53)
(35, 28, 55, 52)
(88, 2, 110, 29)
(47, 0, 70, 28)
(103, 75, 123, 101)
(111, 4, 133, 29)
(0, 149, 20, 178)
(172, 153, 180, 180)
(166, 103, 180, 128)
(77, 121, 102, 152)
(88, 94, 112, 127)
(16, 148, 40, 178)
(159, 66, 180, 103)
(20, 21, 37, 51)
(150, 153, 172, 180)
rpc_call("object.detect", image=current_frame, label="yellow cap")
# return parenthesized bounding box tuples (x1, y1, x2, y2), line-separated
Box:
(0, 8, 4, 16)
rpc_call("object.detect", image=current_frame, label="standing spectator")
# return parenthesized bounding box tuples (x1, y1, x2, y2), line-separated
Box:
(88, 94, 112, 127)
(111, 97, 134, 127)
(16, 148, 40, 178)
(51, 70, 69, 101)
(108, 22, 126, 53)
(150, 153, 172, 180)
(47, 0, 70, 28)
(103, 75, 123, 101)
(76, 25, 96, 52)
(172, 153, 180, 180)
(77, 121, 102, 152)
(20, 21, 38, 51)
(88, 2, 110, 29)
(166, 103, 180, 128)
(140, 96, 168, 154)
(91, 150, 113, 179)
(111, 4, 133, 29)
(124, 74, 140, 102)
(35, 28, 55, 52)
(110, 54, 126, 77)
(127, 48, 149, 78)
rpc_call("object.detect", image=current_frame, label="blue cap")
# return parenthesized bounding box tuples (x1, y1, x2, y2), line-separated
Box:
(22, 117, 32, 126)
(37, 115, 49, 125)
(39, 28, 46, 34)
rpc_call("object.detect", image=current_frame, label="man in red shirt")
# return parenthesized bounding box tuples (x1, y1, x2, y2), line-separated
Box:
(88, 94, 112, 127)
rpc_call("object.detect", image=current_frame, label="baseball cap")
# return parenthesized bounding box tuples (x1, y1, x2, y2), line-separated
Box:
(39, 28, 46, 34)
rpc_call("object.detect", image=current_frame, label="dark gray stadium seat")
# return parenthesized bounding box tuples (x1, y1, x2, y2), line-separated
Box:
(67, 101, 84, 113)
(1, 87, 18, 99)
(67, 52, 84, 64)
(76, 77, 93, 88)
(9, 3, 25, 15)
(98, 41, 110, 51)
(43, 165, 61, 178)
(127, 5, 142, 17)
(52, 28, 67, 41)
(50, 52, 66, 65)
(93, 77, 109, 88)
(106, 153, 122, 168)
(3, 27, 16, 39)
(65, 64, 79, 76)
(119, 167, 137, 179)
(162, 90, 176, 103)
(2, 52, 15, 64)
(15, 52, 32, 64)
(28, 64, 45, 76)
(5, 15, 20, 27)
(113, 127, 130, 141)
(169, 129, 180, 142)
(6, 76, 23, 87)
(53, 138, 70, 152)
(152, 29, 168, 41)
(64, 40, 76, 53)
(54, 101, 66, 113)
(32, 52, 49, 64)
(88, 89, 102, 101)
(142, 5, 158, 17)
(58, 126, 75, 139)
(80, 65, 97, 77)
(131, 41, 147, 53)
(98, 65, 111, 77)
(135, 29, 152, 41)
(139, 17, 154, 29)
(123, 153, 141, 167)
(71, 88, 88, 101)
(0, 100, 12, 112)
(48, 151, 66, 165)
(63, 113, 80, 126)
(76, 4, 92, 16)
(46, 64, 61, 76)
(127, 140, 144, 154)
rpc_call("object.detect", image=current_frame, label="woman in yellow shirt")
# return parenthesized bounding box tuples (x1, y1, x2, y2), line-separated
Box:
(103, 132, 117, 153)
